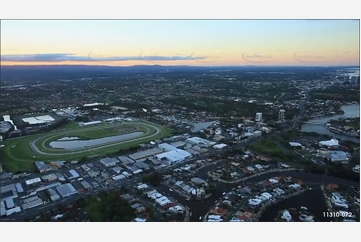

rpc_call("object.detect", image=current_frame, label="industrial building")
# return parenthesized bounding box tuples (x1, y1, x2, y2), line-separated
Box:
(134, 161, 150, 170)
(65, 169, 80, 180)
(319, 139, 339, 147)
(5, 198, 15, 209)
(80, 180, 92, 190)
(325, 151, 350, 164)
(48, 188, 60, 201)
(38, 191, 50, 203)
(56, 183, 77, 198)
(35, 161, 51, 173)
(185, 137, 216, 147)
(35, 182, 61, 193)
(1, 183, 16, 194)
(25, 177, 41, 186)
(22, 115, 55, 125)
(255, 112, 263, 122)
(213, 143, 227, 149)
(129, 148, 163, 160)
(113, 174, 126, 181)
(22, 197, 44, 210)
(170, 141, 186, 148)
(71, 181, 85, 193)
(112, 166, 124, 173)
(15, 183, 24, 193)
(99, 157, 120, 167)
(117, 156, 136, 165)
(156, 149, 192, 165)
(78, 121, 102, 126)
(158, 143, 178, 152)
(42, 173, 58, 182)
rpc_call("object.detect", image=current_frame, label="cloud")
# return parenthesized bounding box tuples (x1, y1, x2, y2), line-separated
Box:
(0, 53, 209, 62)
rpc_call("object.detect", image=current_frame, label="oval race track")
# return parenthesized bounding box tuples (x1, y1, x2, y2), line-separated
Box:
(28, 121, 162, 156)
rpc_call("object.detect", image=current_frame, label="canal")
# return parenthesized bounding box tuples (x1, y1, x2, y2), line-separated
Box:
(301, 104, 360, 143)
(159, 165, 359, 221)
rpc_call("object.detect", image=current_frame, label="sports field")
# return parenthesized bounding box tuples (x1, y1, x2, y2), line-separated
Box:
(2, 121, 172, 172)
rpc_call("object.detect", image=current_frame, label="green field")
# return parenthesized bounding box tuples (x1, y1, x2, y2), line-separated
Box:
(2, 121, 172, 172)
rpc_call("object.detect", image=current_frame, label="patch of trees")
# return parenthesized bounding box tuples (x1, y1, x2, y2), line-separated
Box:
(141, 172, 162, 186)
(114, 145, 141, 155)
(309, 88, 359, 102)
(304, 164, 325, 174)
(79, 191, 136, 222)
(327, 164, 360, 182)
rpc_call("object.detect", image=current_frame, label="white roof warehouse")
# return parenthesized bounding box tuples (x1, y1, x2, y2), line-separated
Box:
(156, 149, 192, 165)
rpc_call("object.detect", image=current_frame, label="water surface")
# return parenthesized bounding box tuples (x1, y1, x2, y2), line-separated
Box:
(49, 132, 144, 150)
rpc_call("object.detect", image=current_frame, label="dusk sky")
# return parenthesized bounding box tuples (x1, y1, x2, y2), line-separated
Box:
(1, 20, 359, 66)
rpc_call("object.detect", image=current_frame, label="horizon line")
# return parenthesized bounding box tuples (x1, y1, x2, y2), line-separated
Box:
(1, 64, 360, 68)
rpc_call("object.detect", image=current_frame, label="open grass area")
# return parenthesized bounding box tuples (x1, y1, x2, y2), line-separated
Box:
(2, 121, 173, 173)
(250, 138, 283, 154)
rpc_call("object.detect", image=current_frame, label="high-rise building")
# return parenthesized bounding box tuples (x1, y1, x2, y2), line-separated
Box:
(255, 112, 263, 122)
(278, 109, 285, 122)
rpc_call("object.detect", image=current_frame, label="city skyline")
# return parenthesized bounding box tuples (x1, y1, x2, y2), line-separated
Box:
(1, 20, 360, 66)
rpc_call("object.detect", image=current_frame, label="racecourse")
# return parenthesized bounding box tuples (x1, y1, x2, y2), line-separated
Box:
(2, 120, 172, 172)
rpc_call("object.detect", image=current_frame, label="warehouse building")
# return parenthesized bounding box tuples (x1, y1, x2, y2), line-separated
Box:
(38, 191, 50, 204)
(112, 166, 124, 174)
(185, 137, 216, 147)
(35, 182, 61, 193)
(158, 143, 178, 152)
(22, 197, 44, 210)
(47, 188, 60, 202)
(25, 177, 41, 186)
(1, 184, 16, 194)
(129, 148, 163, 160)
(134, 161, 150, 170)
(80, 180, 92, 190)
(156, 149, 192, 165)
(65, 169, 80, 180)
(5, 198, 15, 209)
(15, 183, 24, 193)
(34, 161, 51, 173)
(56, 183, 77, 198)
(117, 156, 136, 165)
(78, 121, 102, 126)
(71, 181, 85, 193)
(99, 157, 120, 167)
(0, 201, 6, 216)
(41, 173, 58, 182)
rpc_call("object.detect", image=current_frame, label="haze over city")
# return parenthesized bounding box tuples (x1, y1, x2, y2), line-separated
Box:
(1, 20, 360, 66)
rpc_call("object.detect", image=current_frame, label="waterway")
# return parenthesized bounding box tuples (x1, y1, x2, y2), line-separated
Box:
(301, 104, 360, 143)
(191, 121, 216, 133)
(158, 165, 359, 222)
(49, 132, 144, 150)
(259, 187, 332, 222)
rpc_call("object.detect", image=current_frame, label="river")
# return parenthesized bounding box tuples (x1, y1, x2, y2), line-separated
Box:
(301, 104, 360, 143)
(191, 121, 216, 133)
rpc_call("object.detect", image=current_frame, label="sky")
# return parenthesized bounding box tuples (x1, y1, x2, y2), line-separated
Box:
(1, 20, 360, 66)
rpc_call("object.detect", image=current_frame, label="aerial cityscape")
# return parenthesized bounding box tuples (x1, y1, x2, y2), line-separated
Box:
(0, 19, 360, 223)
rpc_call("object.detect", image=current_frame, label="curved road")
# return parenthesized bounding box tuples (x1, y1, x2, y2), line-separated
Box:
(29, 122, 161, 156)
